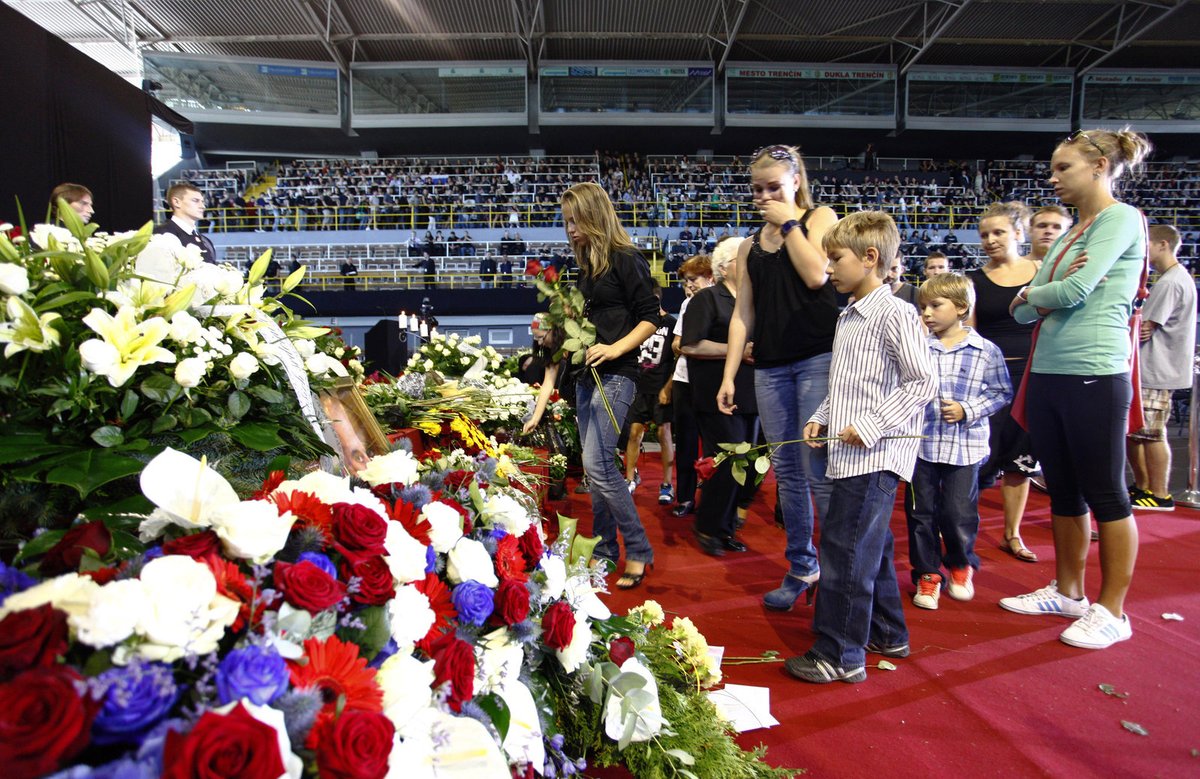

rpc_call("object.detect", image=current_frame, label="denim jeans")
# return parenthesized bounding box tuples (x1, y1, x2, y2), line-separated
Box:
(812, 471, 908, 668)
(754, 353, 833, 579)
(576, 372, 652, 564)
(904, 459, 981, 584)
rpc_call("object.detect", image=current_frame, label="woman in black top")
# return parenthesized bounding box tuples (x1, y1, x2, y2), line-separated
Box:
(718, 145, 840, 611)
(524, 182, 658, 588)
(682, 238, 759, 555)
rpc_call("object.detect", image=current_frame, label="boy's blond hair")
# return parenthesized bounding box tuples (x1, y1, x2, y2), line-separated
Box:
(822, 211, 899, 278)
(918, 272, 975, 320)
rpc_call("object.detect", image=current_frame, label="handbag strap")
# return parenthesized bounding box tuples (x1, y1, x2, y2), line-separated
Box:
(1024, 214, 1097, 360)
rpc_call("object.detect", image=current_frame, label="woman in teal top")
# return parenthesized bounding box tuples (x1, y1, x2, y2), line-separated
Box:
(998, 128, 1152, 651)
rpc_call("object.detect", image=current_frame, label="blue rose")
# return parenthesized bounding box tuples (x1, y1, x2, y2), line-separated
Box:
(216, 644, 290, 706)
(298, 551, 337, 578)
(91, 661, 180, 746)
(425, 544, 437, 574)
(451, 580, 495, 626)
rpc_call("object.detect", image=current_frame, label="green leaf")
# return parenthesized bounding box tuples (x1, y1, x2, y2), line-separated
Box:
(108, 529, 145, 559)
(81, 649, 115, 677)
(716, 442, 738, 451)
(562, 338, 583, 352)
(468, 478, 486, 514)
(475, 694, 511, 742)
(338, 605, 391, 659)
(731, 460, 746, 486)
(13, 529, 67, 564)
(665, 749, 697, 766)
(1098, 683, 1129, 699)
(248, 385, 285, 405)
(877, 660, 897, 671)
(754, 456, 771, 475)
(563, 318, 583, 339)
(140, 373, 182, 404)
(733, 442, 752, 454)
(151, 414, 178, 433)
(44, 449, 146, 497)
(91, 425, 124, 448)
(610, 671, 648, 696)
(1121, 720, 1149, 736)
(120, 390, 139, 420)
(36, 290, 100, 311)
(228, 390, 251, 419)
(228, 422, 286, 451)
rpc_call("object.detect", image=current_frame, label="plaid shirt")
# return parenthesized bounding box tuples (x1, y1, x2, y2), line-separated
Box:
(920, 327, 1012, 466)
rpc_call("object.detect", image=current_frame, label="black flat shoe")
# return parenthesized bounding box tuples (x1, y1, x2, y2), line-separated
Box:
(693, 528, 725, 557)
(722, 537, 748, 552)
(671, 501, 695, 517)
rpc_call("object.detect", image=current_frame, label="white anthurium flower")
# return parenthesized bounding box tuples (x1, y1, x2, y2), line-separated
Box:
(137, 447, 241, 539)
(70, 578, 148, 648)
(0, 572, 100, 620)
(564, 572, 612, 621)
(474, 642, 524, 697)
(499, 680, 546, 772)
(603, 656, 664, 745)
(386, 584, 435, 650)
(228, 351, 260, 380)
(174, 356, 207, 388)
(129, 554, 239, 663)
(420, 501, 463, 554)
(0, 296, 61, 357)
(446, 537, 498, 588)
(555, 611, 593, 674)
(79, 305, 175, 387)
(214, 701, 304, 779)
(383, 520, 429, 585)
(481, 492, 532, 537)
(0, 262, 29, 295)
(305, 352, 349, 378)
(538, 554, 566, 603)
(399, 709, 509, 778)
(377, 653, 436, 731)
(357, 449, 420, 488)
(208, 500, 296, 563)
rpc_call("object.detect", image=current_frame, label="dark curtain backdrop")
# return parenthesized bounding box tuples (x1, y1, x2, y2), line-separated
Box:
(0, 4, 152, 232)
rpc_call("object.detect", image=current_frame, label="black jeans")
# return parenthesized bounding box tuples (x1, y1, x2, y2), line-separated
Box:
(672, 381, 700, 503)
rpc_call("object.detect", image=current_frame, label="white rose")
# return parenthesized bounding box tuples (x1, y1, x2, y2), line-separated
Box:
(555, 612, 593, 673)
(71, 579, 147, 648)
(209, 500, 296, 563)
(174, 356, 207, 388)
(423, 359, 434, 371)
(387, 584, 436, 649)
(420, 501, 463, 553)
(214, 701, 303, 779)
(229, 351, 259, 380)
(538, 554, 566, 603)
(274, 470, 354, 504)
(482, 492, 531, 537)
(135, 233, 187, 283)
(168, 311, 204, 344)
(357, 449, 420, 487)
(446, 538, 498, 587)
(305, 353, 348, 377)
(78, 339, 120, 376)
(132, 555, 239, 662)
(377, 653, 436, 731)
(0, 263, 29, 295)
(384, 521, 429, 585)
(0, 572, 99, 620)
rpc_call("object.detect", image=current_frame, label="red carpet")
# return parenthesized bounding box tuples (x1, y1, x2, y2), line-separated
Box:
(559, 462, 1200, 778)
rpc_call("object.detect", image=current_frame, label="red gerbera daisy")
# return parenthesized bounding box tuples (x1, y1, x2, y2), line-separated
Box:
(252, 470, 287, 500)
(413, 572, 458, 655)
(494, 534, 529, 583)
(273, 490, 334, 535)
(202, 555, 260, 633)
(289, 635, 383, 715)
(388, 499, 431, 546)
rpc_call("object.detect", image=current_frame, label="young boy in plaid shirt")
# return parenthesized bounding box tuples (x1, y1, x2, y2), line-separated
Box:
(905, 273, 1012, 610)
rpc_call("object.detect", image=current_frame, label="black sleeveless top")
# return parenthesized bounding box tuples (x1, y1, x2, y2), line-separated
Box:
(746, 212, 839, 367)
(967, 267, 1036, 383)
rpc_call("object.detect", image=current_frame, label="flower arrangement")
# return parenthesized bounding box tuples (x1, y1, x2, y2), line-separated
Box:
(0, 211, 337, 544)
(362, 371, 535, 442)
(0, 444, 795, 779)
(405, 332, 503, 379)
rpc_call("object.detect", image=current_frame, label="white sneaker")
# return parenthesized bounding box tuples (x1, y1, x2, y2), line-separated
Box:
(946, 567, 975, 602)
(1059, 604, 1133, 649)
(999, 581, 1089, 618)
(912, 573, 941, 610)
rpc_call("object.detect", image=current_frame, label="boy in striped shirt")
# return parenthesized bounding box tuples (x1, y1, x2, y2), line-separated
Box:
(906, 274, 1012, 611)
(785, 211, 938, 685)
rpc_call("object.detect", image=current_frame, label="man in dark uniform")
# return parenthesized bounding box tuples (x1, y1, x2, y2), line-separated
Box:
(154, 183, 217, 263)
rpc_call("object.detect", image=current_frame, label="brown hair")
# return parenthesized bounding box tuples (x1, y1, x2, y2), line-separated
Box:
(165, 183, 203, 210)
(979, 201, 1032, 239)
(823, 211, 899, 279)
(1059, 128, 1153, 181)
(918, 272, 975, 320)
(560, 182, 635, 279)
(1032, 205, 1073, 227)
(679, 254, 713, 279)
(1148, 223, 1180, 252)
(49, 183, 91, 219)
(749, 144, 814, 210)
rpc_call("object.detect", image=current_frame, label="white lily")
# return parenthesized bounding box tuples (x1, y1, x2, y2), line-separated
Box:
(80, 305, 175, 387)
(0, 296, 61, 357)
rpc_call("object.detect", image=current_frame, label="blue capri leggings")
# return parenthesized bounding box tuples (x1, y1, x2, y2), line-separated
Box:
(1025, 372, 1133, 522)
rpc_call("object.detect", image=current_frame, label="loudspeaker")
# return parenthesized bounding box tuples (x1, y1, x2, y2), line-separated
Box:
(364, 319, 408, 376)
(180, 134, 196, 160)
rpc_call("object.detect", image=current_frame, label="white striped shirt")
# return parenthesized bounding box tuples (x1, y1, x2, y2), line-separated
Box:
(810, 284, 938, 481)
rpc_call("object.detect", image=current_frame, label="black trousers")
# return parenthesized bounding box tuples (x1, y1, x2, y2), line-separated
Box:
(694, 411, 760, 538)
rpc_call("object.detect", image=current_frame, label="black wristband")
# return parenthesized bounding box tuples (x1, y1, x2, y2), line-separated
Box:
(780, 219, 800, 237)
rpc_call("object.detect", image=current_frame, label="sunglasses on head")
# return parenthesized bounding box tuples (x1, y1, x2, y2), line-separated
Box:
(1065, 129, 1105, 157)
(753, 145, 794, 162)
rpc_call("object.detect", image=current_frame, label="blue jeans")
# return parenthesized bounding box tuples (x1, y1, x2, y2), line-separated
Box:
(576, 372, 652, 564)
(904, 459, 981, 584)
(812, 471, 908, 668)
(754, 354, 833, 579)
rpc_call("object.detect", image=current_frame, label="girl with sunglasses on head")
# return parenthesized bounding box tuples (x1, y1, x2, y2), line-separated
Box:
(718, 144, 840, 610)
(999, 128, 1153, 650)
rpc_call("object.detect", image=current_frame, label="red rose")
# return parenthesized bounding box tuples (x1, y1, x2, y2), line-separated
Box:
(343, 556, 396, 607)
(429, 634, 475, 713)
(161, 702, 285, 779)
(0, 605, 70, 679)
(494, 534, 528, 583)
(314, 710, 395, 779)
(694, 456, 718, 483)
(525, 260, 543, 276)
(543, 266, 560, 284)
(442, 470, 475, 491)
(40, 520, 111, 575)
(541, 601, 576, 651)
(518, 524, 544, 568)
(274, 560, 347, 612)
(0, 667, 99, 779)
(609, 636, 636, 666)
(331, 503, 388, 563)
(163, 530, 222, 559)
(81, 564, 125, 585)
(493, 578, 531, 626)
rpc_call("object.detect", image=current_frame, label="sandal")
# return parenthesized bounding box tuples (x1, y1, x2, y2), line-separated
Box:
(1003, 535, 1038, 563)
(616, 562, 653, 590)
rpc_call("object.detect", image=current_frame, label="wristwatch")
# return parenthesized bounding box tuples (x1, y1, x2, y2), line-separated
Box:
(780, 219, 800, 237)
